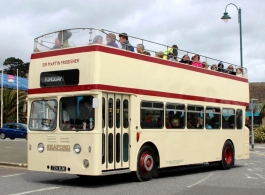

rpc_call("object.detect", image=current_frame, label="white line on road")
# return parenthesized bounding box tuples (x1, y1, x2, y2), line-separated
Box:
(9, 187, 61, 195)
(2, 173, 26, 178)
(256, 173, 265, 179)
(186, 172, 214, 188)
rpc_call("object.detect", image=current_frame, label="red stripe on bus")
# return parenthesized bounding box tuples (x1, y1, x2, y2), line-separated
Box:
(31, 45, 248, 83)
(28, 84, 248, 106)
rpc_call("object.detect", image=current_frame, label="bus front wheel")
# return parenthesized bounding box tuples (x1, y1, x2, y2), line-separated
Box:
(136, 145, 156, 182)
(219, 140, 234, 170)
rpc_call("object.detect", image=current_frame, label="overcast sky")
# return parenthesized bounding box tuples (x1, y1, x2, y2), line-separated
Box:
(0, 0, 264, 82)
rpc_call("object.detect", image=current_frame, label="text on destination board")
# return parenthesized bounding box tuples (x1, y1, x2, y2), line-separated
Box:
(42, 59, 79, 67)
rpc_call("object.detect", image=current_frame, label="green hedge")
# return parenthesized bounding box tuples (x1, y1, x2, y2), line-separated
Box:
(254, 126, 265, 143)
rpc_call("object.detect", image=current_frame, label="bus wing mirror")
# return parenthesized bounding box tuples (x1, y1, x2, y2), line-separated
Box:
(23, 103, 27, 112)
(92, 98, 99, 108)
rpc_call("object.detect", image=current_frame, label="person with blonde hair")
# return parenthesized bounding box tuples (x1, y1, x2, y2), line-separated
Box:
(155, 52, 164, 58)
(136, 44, 150, 56)
(106, 33, 118, 48)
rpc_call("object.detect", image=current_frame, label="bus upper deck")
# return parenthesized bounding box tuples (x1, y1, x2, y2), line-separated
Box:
(32, 28, 248, 78)
(30, 28, 249, 108)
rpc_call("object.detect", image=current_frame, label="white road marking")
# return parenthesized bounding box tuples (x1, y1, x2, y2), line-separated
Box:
(256, 173, 265, 179)
(186, 173, 214, 188)
(247, 168, 263, 172)
(2, 173, 26, 178)
(9, 187, 61, 195)
(244, 174, 258, 179)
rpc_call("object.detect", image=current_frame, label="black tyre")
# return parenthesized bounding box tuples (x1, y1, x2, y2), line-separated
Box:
(219, 140, 234, 170)
(0, 133, 6, 140)
(136, 145, 157, 181)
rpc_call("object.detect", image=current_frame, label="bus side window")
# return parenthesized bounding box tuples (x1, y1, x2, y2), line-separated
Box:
(205, 107, 221, 129)
(166, 103, 185, 129)
(222, 108, 235, 129)
(187, 105, 204, 129)
(236, 109, 243, 129)
(140, 101, 163, 129)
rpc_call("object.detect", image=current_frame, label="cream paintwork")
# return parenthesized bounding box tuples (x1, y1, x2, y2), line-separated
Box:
(28, 45, 249, 175)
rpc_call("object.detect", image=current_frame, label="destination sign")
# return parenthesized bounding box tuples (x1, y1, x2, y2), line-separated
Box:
(40, 69, 79, 87)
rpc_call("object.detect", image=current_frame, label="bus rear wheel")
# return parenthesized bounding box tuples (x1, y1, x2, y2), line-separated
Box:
(136, 145, 156, 182)
(219, 140, 234, 170)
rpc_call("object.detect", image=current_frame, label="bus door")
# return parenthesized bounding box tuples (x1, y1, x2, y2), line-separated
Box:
(102, 93, 130, 170)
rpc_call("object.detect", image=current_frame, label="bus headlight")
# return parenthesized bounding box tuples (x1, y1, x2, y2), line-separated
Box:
(83, 159, 89, 168)
(73, 144, 81, 154)
(37, 143, 44, 153)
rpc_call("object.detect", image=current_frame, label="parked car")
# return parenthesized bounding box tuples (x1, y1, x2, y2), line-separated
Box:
(0, 123, 27, 140)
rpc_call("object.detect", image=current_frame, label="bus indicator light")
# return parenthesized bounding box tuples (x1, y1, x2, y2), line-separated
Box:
(136, 132, 140, 142)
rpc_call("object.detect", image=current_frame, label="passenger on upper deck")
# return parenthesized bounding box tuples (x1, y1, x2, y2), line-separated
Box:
(167, 53, 177, 61)
(119, 33, 134, 52)
(106, 33, 118, 48)
(217, 61, 227, 73)
(227, 65, 236, 75)
(179, 55, 192, 65)
(92, 35, 103, 44)
(57, 30, 72, 48)
(163, 45, 178, 60)
(52, 38, 61, 50)
(236, 68, 243, 77)
(202, 62, 208, 69)
(136, 44, 150, 56)
(211, 64, 217, 71)
(191, 54, 202, 68)
(155, 52, 164, 58)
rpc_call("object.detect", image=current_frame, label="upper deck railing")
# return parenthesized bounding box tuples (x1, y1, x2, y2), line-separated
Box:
(33, 28, 247, 78)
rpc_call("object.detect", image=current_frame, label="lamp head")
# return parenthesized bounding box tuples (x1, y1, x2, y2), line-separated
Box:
(221, 12, 231, 23)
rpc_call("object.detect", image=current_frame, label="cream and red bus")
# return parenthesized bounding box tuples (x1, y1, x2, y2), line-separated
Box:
(27, 28, 249, 181)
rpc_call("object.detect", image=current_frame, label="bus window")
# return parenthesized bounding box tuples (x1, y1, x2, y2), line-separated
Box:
(29, 99, 57, 130)
(59, 96, 95, 131)
(222, 108, 235, 129)
(116, 99, 120, 128)
(166, 103, 185, 129)
(108, 133, 113, 163)
(187, 105, 204, 129)
(102, 97, 105, 128)
(205, 107, 221, 129)
(123, 100, 129, 128)
(108, 98, 113, 128)
(236, 109, 243, 129)
(140, 101, 164, 129)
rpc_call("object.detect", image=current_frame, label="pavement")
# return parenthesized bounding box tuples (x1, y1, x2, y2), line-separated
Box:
(0, 139, 264, 168)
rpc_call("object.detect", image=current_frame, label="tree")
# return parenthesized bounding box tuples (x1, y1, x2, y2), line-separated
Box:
(0, 88, 27, 124)
(3, 57, 29, 78)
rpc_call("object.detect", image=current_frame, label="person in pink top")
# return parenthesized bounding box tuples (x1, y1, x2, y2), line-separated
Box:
(191, 54, 202, 68)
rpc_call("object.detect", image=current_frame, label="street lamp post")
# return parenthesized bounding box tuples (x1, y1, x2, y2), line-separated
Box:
(221, 3, 243, 68)
(249, 99, 258, 150)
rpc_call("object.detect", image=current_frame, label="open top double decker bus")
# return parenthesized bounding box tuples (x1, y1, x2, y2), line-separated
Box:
(28, 28, 249, 181)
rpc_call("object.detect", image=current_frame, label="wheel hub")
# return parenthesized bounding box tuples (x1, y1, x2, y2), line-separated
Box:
(140, 151, 153, 173)
(224, 146, 232, 164)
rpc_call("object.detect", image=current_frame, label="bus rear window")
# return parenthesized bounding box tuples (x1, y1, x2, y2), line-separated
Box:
(40, 69, 79, 87)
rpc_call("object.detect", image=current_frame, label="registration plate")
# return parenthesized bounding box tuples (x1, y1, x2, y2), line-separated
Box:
(51, 166, 66, 171)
